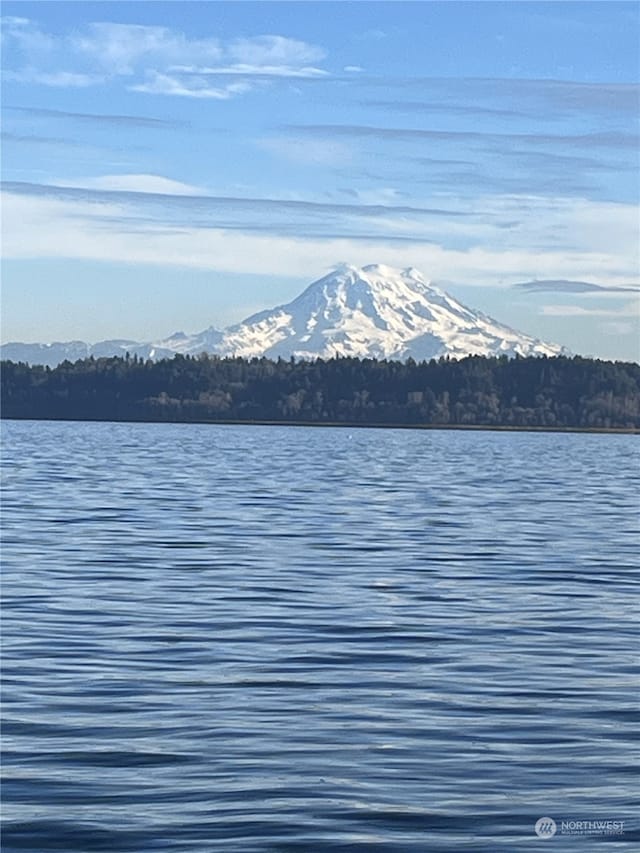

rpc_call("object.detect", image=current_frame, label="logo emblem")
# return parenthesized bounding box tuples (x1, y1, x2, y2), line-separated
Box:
(535, 817, 557, 838)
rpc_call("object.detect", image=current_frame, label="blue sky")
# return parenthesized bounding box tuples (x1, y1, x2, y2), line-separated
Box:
(1, 1, 638, 360)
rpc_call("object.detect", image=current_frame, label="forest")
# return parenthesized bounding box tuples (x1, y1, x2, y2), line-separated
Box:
(1, 353, 639, 431)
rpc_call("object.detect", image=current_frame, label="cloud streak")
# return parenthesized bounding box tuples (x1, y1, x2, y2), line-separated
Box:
(2, 180, 637, 293)
(1, 130, 87, 148)
(358, 76, 640, 115)
(170, 63, 328, 79)
(2, 189, 634, 301)
(364, 99, 533, 119)
(284, 123, 639, 151)
(276, 122, 639, 202)
(3, 178, 637, 261)
(4, 105, 187, 128)
(515, 279, 640, 294)
(0, 179, 471, 220)
(57, 174, 208, 196)
(540, 301, 639, 318)
(4, 69, 104, 87)
(129, 72, 253, 100)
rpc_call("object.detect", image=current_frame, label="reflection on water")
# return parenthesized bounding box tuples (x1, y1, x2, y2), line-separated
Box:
(2, 421, 638, 851)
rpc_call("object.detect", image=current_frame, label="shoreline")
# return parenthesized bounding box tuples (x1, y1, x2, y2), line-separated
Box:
(2, 416, 637, 436)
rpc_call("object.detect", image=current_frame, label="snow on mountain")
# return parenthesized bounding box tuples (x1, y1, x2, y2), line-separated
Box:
(1, 264, 567, 367)
(217, 264, 564, 361)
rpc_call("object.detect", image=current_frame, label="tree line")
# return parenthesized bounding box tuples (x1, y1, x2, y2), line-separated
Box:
(1, 353, 639, 431)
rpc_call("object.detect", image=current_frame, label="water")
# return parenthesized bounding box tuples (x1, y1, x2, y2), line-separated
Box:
(1, 420, 638, 852)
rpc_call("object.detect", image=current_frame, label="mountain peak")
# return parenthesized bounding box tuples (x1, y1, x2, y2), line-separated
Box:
(361, 263, 404, 276)
(216, 264, 566, 361)
(331, 263, 426, 285)
(0, 263, 569, 367)
(361, 263, 424, 282)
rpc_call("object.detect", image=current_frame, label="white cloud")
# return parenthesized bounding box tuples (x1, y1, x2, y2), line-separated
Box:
(54, 174, 207, 195)
(581, 288, 640, 300)
(4, 68, 104, 87)
(129, 71, 253, 99)
(169, 63, 327, 79)
(2, 19, 329, 98)
(0, 191, 346, 275)
(423, 193, 640, 275)
(70, 23, 222, 75)
(0, 16, 56, 54)
(227, 35, 325, 65)
(541, 301, 639, 318)
(3, 190, 638, 292)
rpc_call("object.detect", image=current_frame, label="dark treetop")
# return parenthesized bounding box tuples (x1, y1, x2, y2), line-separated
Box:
(2, 354, 639, 431)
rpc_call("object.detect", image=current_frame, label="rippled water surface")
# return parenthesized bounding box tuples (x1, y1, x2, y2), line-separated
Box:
(2, 420, 638, 851)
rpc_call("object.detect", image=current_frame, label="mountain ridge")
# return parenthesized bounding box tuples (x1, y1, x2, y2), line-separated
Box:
(1, 264, 568, 367)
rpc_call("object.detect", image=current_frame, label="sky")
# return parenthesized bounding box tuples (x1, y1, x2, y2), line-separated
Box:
(1, 1, 639, 361)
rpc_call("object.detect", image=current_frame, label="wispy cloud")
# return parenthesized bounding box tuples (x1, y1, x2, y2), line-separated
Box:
(3, 68, 105, 87)
(2, 180, 637, 291)
(335, 187, 408, 206)
(1, 179, 470, 222)
(278, 122, 639, 202)
(357, 76, 640, 116)
(227, 35, 325, 66)
(417, 169, 598, 199)
(55, 174, 208, 196)
(526, 78, 639, 114)
(284, 123, 639, 151)
(364, 100, 532, 119)
(69, 22, 223, 75)
(3, 187, 635, 297)
(1, 130, 87, 148)
(413, 157, 476, 168)
(258, 136, 352, 166)
(129, 72, 253, 100)
(169, 63, 327, 79)
(540, 301, 639, 318)
(481, 148, 635, 174)
(0, 132, 128, 160)
(2, 18, 329, 99)
(4, 105, 186, 128)
(515, 279, 640, 294)
(0, 15, 56, 54)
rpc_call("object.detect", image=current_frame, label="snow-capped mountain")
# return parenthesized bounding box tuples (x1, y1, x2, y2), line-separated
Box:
(1, 264, 567, 367)
(217, 264, 565, 360)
